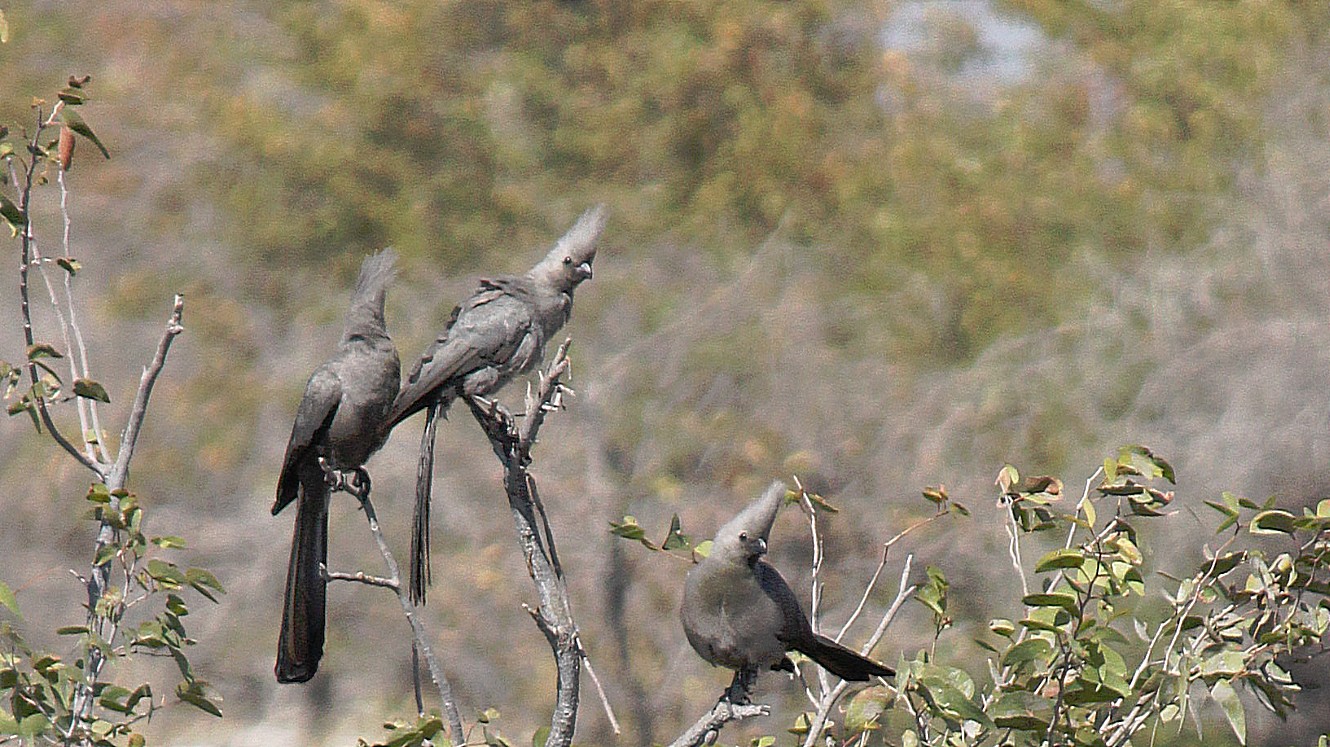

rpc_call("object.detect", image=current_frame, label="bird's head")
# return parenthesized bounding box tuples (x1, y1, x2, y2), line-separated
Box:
(737, 530, 768, 561)
(709, 481, 787, 565)
(530, 204, 607, 291)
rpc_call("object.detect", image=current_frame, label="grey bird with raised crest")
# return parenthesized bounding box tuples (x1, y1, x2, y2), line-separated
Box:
(384, 205, 607, 605)
(682, 481, 895, 686)
(272, 249, 401, 683)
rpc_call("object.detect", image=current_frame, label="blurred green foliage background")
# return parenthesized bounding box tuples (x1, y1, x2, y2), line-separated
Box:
(2, 1, 1330, 744)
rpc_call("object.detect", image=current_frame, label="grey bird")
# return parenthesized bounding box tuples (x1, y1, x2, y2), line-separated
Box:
(682, 482, 895, 686)
(383, 205, 607, 605)
(272, 249, 401, 683)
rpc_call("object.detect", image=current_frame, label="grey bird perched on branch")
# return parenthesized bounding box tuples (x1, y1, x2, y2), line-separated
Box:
(272, 249, 401, 683)
(384, 205, 607, 605)
(682, 482, 895, 689)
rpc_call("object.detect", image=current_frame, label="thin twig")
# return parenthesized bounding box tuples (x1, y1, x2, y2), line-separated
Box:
(579, 644, 621, 735)
(15, 104, 102, 477)
(350, 487, 465, 742)
(838, 509, 949, 642)
(56, 167, 111, 464)
(800, 555, 915, 747)
(108, 294, 184, 483)
(324, 568, 399, 590)
(796, 483, 833, 698)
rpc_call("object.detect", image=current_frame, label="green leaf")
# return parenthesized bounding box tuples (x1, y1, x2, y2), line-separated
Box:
(1001, 637, 1053, 668)
(72, 378, 110, 403)
(55, 625, 88, 635)
(921, 485, 948, 505)
(59, 109, 110, 159)
(26, 342, 62, 360)
(660, 514, 690, 551)
(152, 535, 187, 549)
(532, 725, 550, 747)
(177, 680, 222, 717)
(991, 690, 1050, 730)
(691, 539, 712, 559)
(608, 516, 657, 549)
(56, 257, 81, 275)
(803, 490, 840, 513)
(93, 543, 118, 566)
(1022, 592, 1079, 616)
(1211, 680, 1246, 744)
(1035, 548, 1085, 573)
(18, 713, 50, 738)
(917, 678, 992, 728)
(1249, 509, 1298, 535)
(0, 193, 23, 230)
(185, 567, 225, 602)
(1200, 650, 1246, 677)
(0, 10, 9, 44)
(0, 580, 18, 618)
(987, 618, 1015, 638)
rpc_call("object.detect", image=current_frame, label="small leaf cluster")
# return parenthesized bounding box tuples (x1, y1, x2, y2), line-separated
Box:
(359, 707, 532, 747)
(826, 446, 1327, 747)
(2, 343, 109, 430)
(0, 485, 224, 745)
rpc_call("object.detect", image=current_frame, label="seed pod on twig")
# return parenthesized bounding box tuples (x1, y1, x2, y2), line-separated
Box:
(58, 125, 75, 172)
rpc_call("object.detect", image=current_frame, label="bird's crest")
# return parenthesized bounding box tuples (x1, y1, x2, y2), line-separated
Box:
(711, 481, 788, 561)
(344, 247, 398, 339)
(530, 204, 607, 290)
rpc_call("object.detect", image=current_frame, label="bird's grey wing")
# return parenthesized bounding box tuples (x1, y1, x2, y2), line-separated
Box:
(388, 282, 535, 425)
(754, 561, 815, 646)
(274, 366, 341, 515)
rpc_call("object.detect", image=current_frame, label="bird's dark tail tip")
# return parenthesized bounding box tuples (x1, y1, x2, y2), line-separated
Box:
(275, 477, 328, 684)
(409, 403, 440, 606)
(804, 634, 895, 682)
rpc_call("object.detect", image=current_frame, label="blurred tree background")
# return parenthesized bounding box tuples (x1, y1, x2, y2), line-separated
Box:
(2, 0, 1329, 744)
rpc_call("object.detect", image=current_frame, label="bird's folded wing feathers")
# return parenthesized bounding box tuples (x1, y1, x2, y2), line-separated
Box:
(274, 367, 341, 515)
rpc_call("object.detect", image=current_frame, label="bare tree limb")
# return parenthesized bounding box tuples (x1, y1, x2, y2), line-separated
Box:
(467, 338, 585, 747)
(69, 294, 185, 739)
(108, 294, 184, 485)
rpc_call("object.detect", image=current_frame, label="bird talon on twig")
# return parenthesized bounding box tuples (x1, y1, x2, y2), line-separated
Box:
(346, 467, 372, 499)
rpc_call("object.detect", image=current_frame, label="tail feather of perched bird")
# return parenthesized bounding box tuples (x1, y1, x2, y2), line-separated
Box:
(798, 633, 894, 682)
(681, 481, 895, 690)
(275, 459, 329, 683)
(383, 205, 607, 605)
(409, 402, 442, 604)
(273, 248, 401, 683)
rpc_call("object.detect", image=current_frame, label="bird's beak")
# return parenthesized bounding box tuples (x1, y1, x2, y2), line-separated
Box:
(576, 261, 593, 280)
(754, 538, 767, 556)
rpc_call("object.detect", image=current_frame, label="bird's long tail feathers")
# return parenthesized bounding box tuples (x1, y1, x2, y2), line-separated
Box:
(276, 464, 329, 683)
(409, 402, 440, 605)
(802, 634, 895, 682)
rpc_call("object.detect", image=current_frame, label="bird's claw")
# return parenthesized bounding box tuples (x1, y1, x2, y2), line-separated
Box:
(317, 457, 345, 490)
(346, 467, 372, 500)
(316, 458, 371, 500)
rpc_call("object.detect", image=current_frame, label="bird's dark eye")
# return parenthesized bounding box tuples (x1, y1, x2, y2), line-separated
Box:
(738, 531, 748, 541)
(563, 256, 573, 265)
